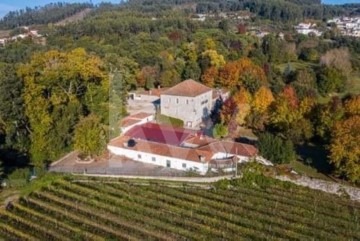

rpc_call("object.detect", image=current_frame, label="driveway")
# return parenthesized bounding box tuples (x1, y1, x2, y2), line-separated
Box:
(49, 152, 186, 177)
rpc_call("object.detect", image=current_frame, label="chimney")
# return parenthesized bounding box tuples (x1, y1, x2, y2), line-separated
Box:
(199, 133, 204, 140)
(199, 155, 205, 163)
(158, 85, 161, 89)
(149, 90, 152, 95)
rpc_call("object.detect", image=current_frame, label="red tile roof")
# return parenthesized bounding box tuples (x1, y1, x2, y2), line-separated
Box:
(125, 123, 199, 146)
(109, 135, 213, 163)
(198, 141, 258, 157)
(120, 112, 153, 128)
(162, 79, 212, 97)
(137, 88, 169, 97)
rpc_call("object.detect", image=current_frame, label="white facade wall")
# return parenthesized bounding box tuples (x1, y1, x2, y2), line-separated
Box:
(108, 145, 209, 175)
(161, 91, 212, 127)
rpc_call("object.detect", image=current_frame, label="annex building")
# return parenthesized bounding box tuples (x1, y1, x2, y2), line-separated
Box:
(108, 123, 270, 175)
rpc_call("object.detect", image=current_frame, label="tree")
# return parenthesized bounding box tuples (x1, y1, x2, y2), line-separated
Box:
(316, 67, 345, 95)
(257, 133, 296, 164)
(74, 114, 107, 157)
(252, 86, 274, 113)
(329, 116, 360, 182)
(212, 123, 228, 139)
(18, 48, 108, 166)
(201, 66, 218, 87)
(320, 48, 352, 77)
(344, 95, 360, 116)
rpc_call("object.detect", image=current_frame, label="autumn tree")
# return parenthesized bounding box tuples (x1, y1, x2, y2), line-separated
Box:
(329, 115, 360, 182)
(18, 48, 108, 166)
(252, 86, 274, 113)
(201, 66, 218, 87)
(74, 114, 107, 158)
(233, 88, 252, 126)
(344, 95, 360, 116)
(136, 66, 158, 89)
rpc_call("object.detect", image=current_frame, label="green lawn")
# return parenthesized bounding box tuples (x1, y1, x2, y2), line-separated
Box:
(276, 61, 318, 73)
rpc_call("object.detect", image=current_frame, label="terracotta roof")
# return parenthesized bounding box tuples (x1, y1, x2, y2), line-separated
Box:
(109, 135, 213, 163)
(137, 88, 169, 97)
(198, 141, 258, 157)
(125, 123, 199, 146)
(183, 134, 217, 147)
(120, 112, 153, 128)
(162, 79, 212, 97)
(121, 118, 142, 128)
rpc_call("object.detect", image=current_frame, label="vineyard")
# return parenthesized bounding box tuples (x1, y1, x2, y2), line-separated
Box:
(0, 175, 360, 240)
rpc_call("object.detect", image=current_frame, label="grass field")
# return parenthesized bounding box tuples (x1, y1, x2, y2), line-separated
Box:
(0, 175, 359, 240)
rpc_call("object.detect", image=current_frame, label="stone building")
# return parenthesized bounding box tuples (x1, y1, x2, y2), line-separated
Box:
(160, 79, 213, 128)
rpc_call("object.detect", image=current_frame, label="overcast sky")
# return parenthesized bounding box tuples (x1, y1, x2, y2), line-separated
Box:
(0, 0, 358, 19)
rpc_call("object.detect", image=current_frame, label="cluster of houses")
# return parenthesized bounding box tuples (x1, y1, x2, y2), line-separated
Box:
(108, 79, 271, 175)
(0, 27, 44, 46)
(295, 22, 323, 37)
(328, 16, 360, 37)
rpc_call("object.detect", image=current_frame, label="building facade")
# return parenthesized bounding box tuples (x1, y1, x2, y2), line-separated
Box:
(161, 79, 213, 128)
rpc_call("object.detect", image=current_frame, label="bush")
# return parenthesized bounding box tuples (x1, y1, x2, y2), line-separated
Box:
(5, 168, 30, 188)
(157, 114, 184, 127)
(257, 133, 296, 164)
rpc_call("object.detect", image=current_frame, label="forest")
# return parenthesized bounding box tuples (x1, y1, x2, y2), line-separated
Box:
(0, 0, 360, 184)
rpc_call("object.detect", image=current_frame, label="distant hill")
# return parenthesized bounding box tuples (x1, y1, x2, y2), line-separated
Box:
(0, 2, 93, 30)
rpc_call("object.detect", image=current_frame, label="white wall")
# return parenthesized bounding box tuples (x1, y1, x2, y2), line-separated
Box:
(161, 91, 212, 127)
(108, 145, 209, 175)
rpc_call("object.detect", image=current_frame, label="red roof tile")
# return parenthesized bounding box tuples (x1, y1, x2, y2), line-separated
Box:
(198, 141, 258, 157)
(162, 79, 212, 97)
(109, 135, 213, 163)
(125, 123, 199, 146)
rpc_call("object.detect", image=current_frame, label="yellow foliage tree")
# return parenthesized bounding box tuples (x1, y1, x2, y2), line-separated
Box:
(202, 49, 225, 68)
(252, 86, 274, 113)
(329, 115, 360, 182)
(344, 95, 360, 116)
(233, 88, 252, 125)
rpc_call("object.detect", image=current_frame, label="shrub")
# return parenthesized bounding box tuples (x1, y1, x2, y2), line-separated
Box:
(257, 133, 296, 164)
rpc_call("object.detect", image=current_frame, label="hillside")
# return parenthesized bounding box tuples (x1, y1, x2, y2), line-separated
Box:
(0, 2, 93, 30)
(0, 175, 359, 240)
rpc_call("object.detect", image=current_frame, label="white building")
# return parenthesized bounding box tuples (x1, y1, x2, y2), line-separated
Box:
(295, 22, 322, 36)
(161, 79, 214, 128)
(108, 123, 268, 175)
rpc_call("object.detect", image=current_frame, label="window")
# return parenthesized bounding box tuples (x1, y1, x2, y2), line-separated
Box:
(166, 160, 171, 168)
(186, 99, 189, 104)
(176, 98, 179, 104)
(182, 163, 187, 168)
(137, 154, 142, 159)
(152, 157, 156, 162)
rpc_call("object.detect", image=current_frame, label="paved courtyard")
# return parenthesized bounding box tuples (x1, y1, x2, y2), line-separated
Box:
(49, 151, 186, 177)
(127, 99, 157, 115)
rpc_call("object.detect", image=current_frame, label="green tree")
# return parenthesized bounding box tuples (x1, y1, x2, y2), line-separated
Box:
(212, 123, 229, 139)
(257, 133, 296, 164)
(74, 114, 107, 157)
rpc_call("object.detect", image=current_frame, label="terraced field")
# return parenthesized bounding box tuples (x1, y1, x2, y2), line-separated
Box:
(0, 176, 360, 240)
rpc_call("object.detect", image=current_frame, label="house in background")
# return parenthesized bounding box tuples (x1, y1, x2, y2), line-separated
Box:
(161, 79, 223, 128)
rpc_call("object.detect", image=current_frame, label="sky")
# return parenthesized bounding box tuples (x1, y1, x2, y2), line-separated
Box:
(0, 0, 359, 18)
